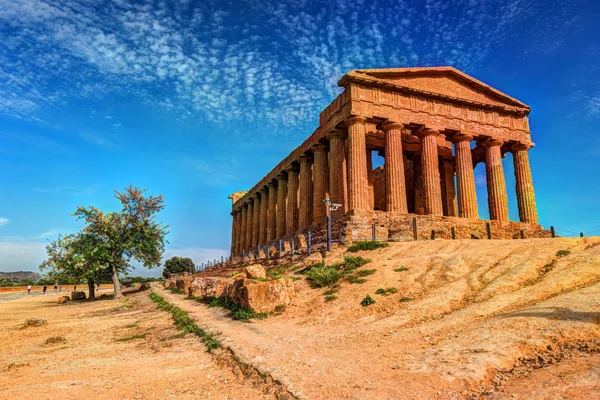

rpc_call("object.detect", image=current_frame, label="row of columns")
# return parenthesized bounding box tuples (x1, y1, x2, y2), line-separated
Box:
(231, 116, 538, 255)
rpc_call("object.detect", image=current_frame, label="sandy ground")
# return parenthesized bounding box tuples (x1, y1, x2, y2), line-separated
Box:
(161, 237, 600, 399)
(0, 289, 270, 400)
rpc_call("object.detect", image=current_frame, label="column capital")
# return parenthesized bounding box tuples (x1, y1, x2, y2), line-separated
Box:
(345, 115, 368, 127)
(247, 196, 255, 203)
(414, 128, 440, 138)
(326, 130, 346, 140)
(259, 186, 269, 193)
(298, 154, 311, 165)
(482, 138, 504, 148)
(267, 180, 277, 188)
(379, 121, 404, 131)
(449, 133, 474, 143)
(285, 164, 299, 174)
(511, 141, 535, 152)
(276, 172, 288, 182)
(312, 143, 328, 153)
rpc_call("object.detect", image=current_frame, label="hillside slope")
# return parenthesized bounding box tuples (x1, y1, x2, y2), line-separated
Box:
(161, 237, 600, 399)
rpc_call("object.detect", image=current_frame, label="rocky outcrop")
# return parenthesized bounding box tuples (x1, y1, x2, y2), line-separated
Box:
(24, 318, 47, 327)
(71, 291, 86, 301)
(57, 296, 70, 304)
(243, 264, 266, 279)
(137, 282, 151, 292)
(228, 278, 295, 313)
(189, 277, 232, 299)
(303, 252, 323, 267)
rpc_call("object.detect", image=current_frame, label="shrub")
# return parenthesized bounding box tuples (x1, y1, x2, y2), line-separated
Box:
(347, 241, 389, 252)
(394, 267, 409, 272)
(324, 295, 337, 302)
(556, 249, 571, 257)
(375, 287, 398, 296)
(375, 288, 386, 295)
(323, 288, 338, 296)
(305, 265, 341, 288)
(201, 296, 267, 322)
(343, 255, 371, 271)
(360, 295, 376, 306)
(385, 287, 398, 294)
(356, 269, 376, 277)
(399, 297, 412, 303)
(345, 275, 367, 284)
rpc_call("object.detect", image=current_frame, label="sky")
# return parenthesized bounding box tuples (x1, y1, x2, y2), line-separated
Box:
(1, 0, 599, 277)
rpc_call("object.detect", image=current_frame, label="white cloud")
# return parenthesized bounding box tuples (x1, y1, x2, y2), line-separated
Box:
(0, 218, 8, 226)
(0, 241, 47, 272)
(35, 228, 62, 239)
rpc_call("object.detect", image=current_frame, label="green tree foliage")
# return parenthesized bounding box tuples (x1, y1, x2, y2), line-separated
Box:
(73, 186, 169, 298)
(163, 256, 195, 278)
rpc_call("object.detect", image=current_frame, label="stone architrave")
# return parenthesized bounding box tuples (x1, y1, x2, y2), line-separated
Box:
(382, 122, 408, 213)
(484, 139, 509, 222)
(415, 128, 443, 216)
(312, 144, 328, 224)
(346, 116, 369, 211)
(251, 195, 261, 248)
(246, 199, 254, 250)
(512, 142, 538, 223)
(276, 174, 287, 238)
(298, 155, 313, 229)
(327, 131, 347, 216)
(266, 182, 277, 242)
(240, 204, 248, 252)
(452, 134, 479, 219)
(259, 188, 268, 244)
(285, 166, 299, 234)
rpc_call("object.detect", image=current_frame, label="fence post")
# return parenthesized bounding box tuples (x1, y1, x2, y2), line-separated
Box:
(291, 240, 295, 257)
(486, 222, 491, 240)
(326, 216, 332, 252)
(520, 230, 524, 239)
(451, 226, 456, 240)
(266, 245, 270, 261)
(307, 230, 312, 255)
(550, 226, 556, 238)
(431, 230, 436, 240)
(580, 232, 584, 238)
(412, 217, 418, 241)
(372, 224, 376, 241)
(278, 239, 282, 259)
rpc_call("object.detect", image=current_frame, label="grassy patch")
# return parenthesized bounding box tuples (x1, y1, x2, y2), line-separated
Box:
(360, 295, 376, 307)
(115, 333, 148, 342)
(124, 323, 139, 329)
(149, 292, 220, 351)
(304, 264, 341, 288)
(345, 275, 367, 284)
(202, 296, 268, 322)
(394, 267, 409, 272)
(556, 249, 571, 257)
(375, 287, 398, 296)
(399, 297, 412, 303)
(324, 295, 337, 302)
(347, 241, 389, 252)
(355, 269, 376, 277)
(167, 288, 185, 295)
(343, 255, 371, 271)
(323, 288, 338, 296)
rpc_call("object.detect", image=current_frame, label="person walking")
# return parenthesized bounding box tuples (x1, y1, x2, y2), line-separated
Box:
(58, 284, 62, 292)
(27, 285, 31, 294)
(54, 282, 58, 291)
(42, 285, 47, 295)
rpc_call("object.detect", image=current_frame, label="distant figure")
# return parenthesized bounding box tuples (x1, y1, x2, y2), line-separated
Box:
(54, 282, 58, 290)
(27, 285, 31, 294)
(58, 284, 62, 292)
(42, 285, 47, 295)
(73, 285, 77, 291)
(96, 283, 101, 291)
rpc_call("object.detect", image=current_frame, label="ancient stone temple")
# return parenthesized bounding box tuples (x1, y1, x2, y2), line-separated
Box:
(229, 67, 548, 258)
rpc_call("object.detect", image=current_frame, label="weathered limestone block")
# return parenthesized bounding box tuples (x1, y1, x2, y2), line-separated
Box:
(303, 252, 323, 267)
(71, 291, 86, 301)
(175, 276, 193, 295)
(57, 296, 70, 304)
(189, 277, 233, 299)
(243, 264, 266, 279)
(137, 282, 150, 292)
(164, 278, 177, 289)
(235, 278, 295, 313)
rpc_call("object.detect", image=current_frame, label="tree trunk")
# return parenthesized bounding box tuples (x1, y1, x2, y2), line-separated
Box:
(112, 267, 123, 298)
(87, 278, 95, 300)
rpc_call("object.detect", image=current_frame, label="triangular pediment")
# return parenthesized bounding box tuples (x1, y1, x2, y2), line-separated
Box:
(344, 67, 529, 111)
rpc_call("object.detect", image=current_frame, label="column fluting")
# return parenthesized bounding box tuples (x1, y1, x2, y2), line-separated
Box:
(512, 142, 538, 223)
(382, 122, 408, 213)
(415, 128, 444, 216)
(312, 144, 328, 224)
(298, 155, 313, 229)
(484, 139, 509, 221)
(245, 199, 254, 250)
(276, 174, 287, 238)
(346, 116, 369, 211)
(266, 182, 277, 242)
(327, 132, 347, 216)
(230, 211, 237, 255)
(251, 194, 261, 248)
(452, 134, 479, 219)
(286, 166, 299, 234)
(240, 203, 248, 252)
(259, 188, 268, 244)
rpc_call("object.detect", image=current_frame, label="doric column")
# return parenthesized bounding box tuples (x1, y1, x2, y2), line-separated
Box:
(276, 173, 287, 238)
(346, 116, 369, 211)
(452, 134, 479, 219)
(266, 181, 277, 242)
(251, 194, 260, 248)
(298, 155, 313, 229)
(440, 159, 457, 217)
(382, 122, 408, 213)
(240, 203, 248, 252)
(245, 199, 254, 250)
(259, 188, 268, 244)
(285, 166, 299, 234)
(230, 210, 237, 255)
(484, 139, 509, 221)
(327, 131, 347, 216)
(312, 144, 328, 224)
(512, 142, 538, 223)
(415, 128, 443, 216)
(236, 210, 242, 254)
(412, 154, 424, 215)
(366, 147, 374, 209)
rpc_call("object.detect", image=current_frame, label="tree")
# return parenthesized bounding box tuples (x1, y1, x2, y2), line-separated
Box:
(163, 256, 195, 278)
(73, 186, 169, 298)
(40, 233, 110, 300)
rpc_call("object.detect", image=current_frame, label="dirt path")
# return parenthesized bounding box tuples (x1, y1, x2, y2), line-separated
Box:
(0, 289, 271, 399)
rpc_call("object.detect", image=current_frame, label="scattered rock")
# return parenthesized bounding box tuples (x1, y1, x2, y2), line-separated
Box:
(234, 278, 295, 313)
(243, 264, 267, 279)
(45, 336, 67, 345)
(302, 252, 323, 268)
(175, 276, 194, 295)
(24, 318, 47, 327)
(189, 277, 233, 299)
(71, 291, 86, 301)
(137, 282, 151, 292)
(57, 296, 70, 304)
(3, 362, 30, 372)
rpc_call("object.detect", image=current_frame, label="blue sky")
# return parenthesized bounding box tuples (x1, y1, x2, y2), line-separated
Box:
(1, 0, 599, 276)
